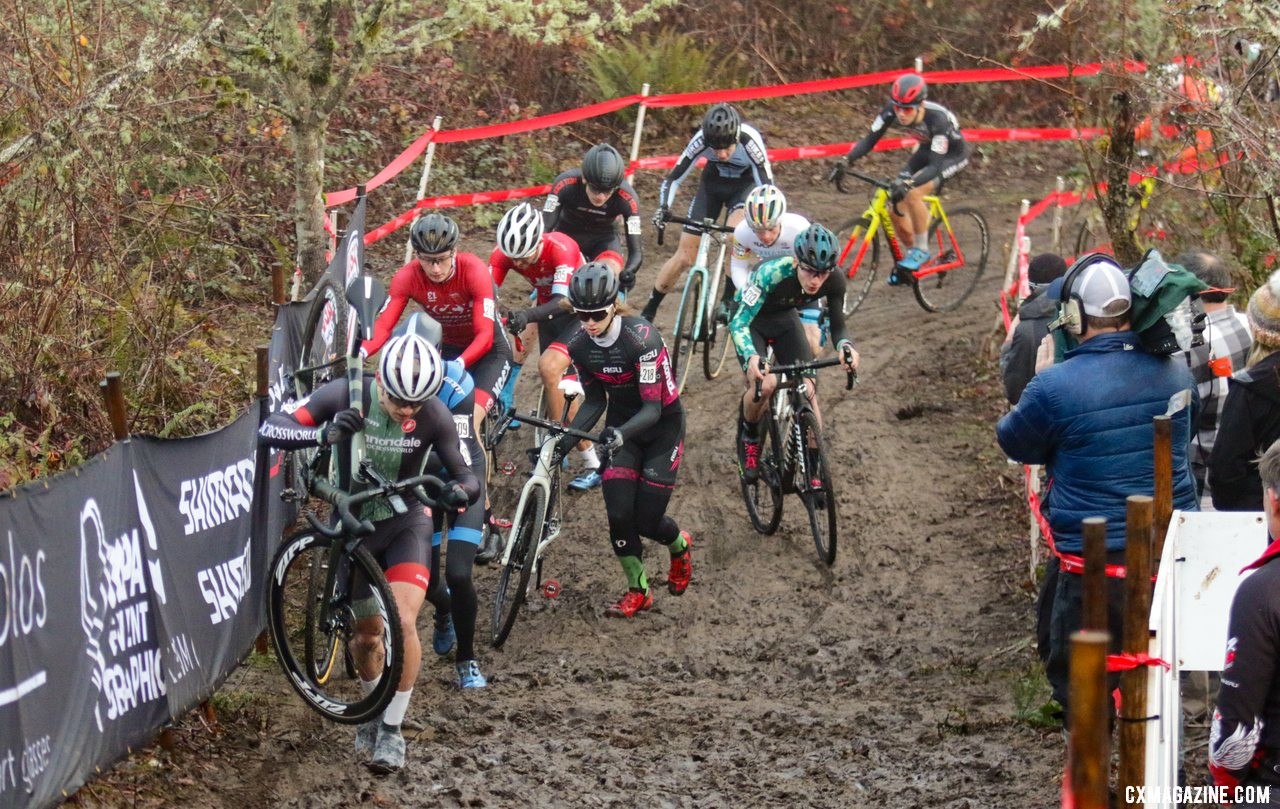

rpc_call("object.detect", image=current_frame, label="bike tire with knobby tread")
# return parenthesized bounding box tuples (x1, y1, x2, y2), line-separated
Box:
(797, 410, 838, 566)
(267, 531, 403, 724)
(740, 411, 784, 535)
(836, 215, 881, 316)
(671, 271, 703, 394)
(491, 485, 547, 648)
(912, 207, 989, 313)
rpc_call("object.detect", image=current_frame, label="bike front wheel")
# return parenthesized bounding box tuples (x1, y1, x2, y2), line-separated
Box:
(836, 216, 881, 316)
(740, 411, 784, 535)
(491, 484, 547, 648)
(671, 271, 703, 394)
(797, 411, 838, 566)
(702, 315, 734, 380)
(912, 207, 989, 313)
(267, 531, 404, 724)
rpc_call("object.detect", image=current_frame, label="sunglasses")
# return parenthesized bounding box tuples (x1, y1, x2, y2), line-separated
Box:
(386, 394, 424, 410)
(416, 251, 452, 266)
(799, 263, 832, 277)
(575, 307, 612, 323)
(585, 183, 615, 197)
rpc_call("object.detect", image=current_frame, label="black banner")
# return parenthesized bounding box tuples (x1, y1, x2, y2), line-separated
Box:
(0, 302, 318, 808)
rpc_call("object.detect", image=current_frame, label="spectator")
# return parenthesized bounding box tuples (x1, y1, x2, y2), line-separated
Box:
(1210, 269, 1280, 511)
(1180, 250, 1252, 505)
(1000, 252, 1069, 405)
(996, 255, 1198, 723)
(1208, 438, 1280, 805)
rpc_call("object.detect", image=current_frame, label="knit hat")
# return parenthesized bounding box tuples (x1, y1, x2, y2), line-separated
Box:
(1248, 269, 1280, 348)
(1076, 260, 1131, 317)
(1028, 253, 1068, 285)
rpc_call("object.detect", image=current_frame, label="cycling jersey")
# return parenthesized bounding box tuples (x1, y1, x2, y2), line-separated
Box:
(657, 123, 773, 209)
(729, 211, 812, 291)
(1209, 540, 1280, 795)
(846, 101, 969, 188)
(366, 252, 503, 368)
(729, 256, 851, 363)
(488, 231, 580, 325)
(258, 374, 480, 523)
(562, 316, 682, 444)
(542, 169, 644, 277)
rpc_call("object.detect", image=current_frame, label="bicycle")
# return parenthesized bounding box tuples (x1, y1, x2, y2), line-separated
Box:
(489, 383, 599, 648)
(655, 211, 736, 392)
(738, 353, 855, 566)
(829, 166, 989, 315)
(266, 462, 452, 724)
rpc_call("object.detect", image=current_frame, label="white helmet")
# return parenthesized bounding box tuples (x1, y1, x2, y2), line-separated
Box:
(378, 333, 444, 403)
(497, 202, 544, 260)
(744, 184, 787, 231)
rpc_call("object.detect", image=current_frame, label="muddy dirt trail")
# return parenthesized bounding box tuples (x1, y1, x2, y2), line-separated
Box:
(68, 155, 1074, 808)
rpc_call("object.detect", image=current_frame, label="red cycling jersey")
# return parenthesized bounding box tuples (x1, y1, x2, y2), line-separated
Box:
(366, 251, 497, 367)
(488, 231, 581, 304)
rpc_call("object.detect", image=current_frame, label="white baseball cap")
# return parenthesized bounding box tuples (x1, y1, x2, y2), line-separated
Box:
(1076, 260, 1132, 317)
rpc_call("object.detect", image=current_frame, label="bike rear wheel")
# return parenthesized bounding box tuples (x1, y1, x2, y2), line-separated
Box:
(671, 271, 703, 394)
(836, 216, 881, 316)
(740, 411, 784, 535)
(491, 484, 547, 648)
(796, 411, 838, 566)
(290, 280, 348, 496)
(913, 207, 989, 313)
(267, 531, 403, 724)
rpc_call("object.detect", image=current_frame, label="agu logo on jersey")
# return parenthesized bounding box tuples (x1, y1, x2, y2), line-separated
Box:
(402, 419, 416, 433)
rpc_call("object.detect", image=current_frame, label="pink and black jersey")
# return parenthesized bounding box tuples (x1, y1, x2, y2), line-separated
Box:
(367, 251, 499, 367)
(563, 316, 681, 441)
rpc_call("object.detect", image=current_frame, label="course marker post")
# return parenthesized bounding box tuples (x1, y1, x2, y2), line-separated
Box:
(1118, 494, 1154, 802)
(100, 372, 129, 442)
(404, 115, 445, 265)
(1068, 629, 1112, 809)
(1082, 517, 1108, 632)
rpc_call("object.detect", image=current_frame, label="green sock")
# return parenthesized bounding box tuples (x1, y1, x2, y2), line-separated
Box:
(618, 555, 648, 591)
(668, 533, 688, 555)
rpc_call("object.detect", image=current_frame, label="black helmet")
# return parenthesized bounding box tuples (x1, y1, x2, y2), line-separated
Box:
(582, 143, 626, 193)
(794, 224, 839, 272)
(890, 73, 927, 107)
(410, 213, 459, 254)
(701, 103, 741, 150)
(568, 261, 619, 309)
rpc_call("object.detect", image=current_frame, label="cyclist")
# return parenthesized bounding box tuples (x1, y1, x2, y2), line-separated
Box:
(365, 212, 513, 439)
(729, 223, 860, 482)
(557, 262, 694, 617)
(640, 103, 773, 324)
(839, 72, 969, 284)
(257, 332, 479, 773)
(730, 184, 824, 355)
(542, 142, 644, 294)
(391, 314, 494, 685)
(490, 202, 602, 490)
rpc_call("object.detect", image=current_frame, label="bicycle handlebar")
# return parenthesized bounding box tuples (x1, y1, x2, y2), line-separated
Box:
(752, 356, 858, 402)
(507, 409, 599, 444)
(829, 164, 904, 217)
(306, 471, 449, 539)
(656, 210, 733, 247)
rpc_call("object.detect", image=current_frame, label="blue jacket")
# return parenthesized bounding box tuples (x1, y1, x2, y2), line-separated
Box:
(996, 331, 1199, 553)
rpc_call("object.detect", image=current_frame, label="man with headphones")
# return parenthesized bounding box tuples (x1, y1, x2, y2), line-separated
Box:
(996, 254, 1199, 727)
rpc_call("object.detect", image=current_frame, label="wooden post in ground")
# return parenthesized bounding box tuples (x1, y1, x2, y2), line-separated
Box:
(1151, 415, 1173, 565)
(1068, 629, 1111, 809)
(1118, 494, 1154, 804)
(254, 344, 272, 656)
(100, 372, 129, 441)
(1082, 517, 1108, 632)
